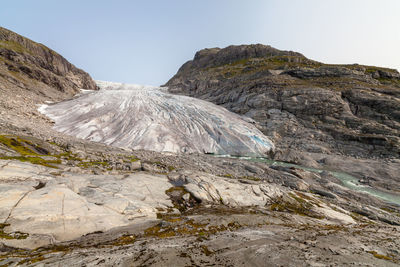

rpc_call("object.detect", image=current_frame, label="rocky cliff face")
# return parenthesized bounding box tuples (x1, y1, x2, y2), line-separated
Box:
(0, 27, 97, 95)
(165, 44, 400, 158)
(0, 27, 98, 138)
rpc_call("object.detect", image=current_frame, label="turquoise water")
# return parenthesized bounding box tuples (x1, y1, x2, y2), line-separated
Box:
(215, 155, 400, 206)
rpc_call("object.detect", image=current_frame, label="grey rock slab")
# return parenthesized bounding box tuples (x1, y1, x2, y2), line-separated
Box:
(0, 160, 52, 182)
(7, 185, 130, 242)
(0, 161, 176, 248)
(61, 173, 174, 216)
(0, 184, 31, 221)
(182, 172, 283, 206)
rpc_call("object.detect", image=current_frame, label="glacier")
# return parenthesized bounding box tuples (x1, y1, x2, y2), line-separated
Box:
(39, 81, 274, 156)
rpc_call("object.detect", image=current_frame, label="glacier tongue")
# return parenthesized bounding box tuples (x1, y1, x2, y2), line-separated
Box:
(39, 81, 274, 156)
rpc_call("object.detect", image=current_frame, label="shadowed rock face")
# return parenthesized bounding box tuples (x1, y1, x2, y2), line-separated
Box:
(39, 81, 274, 156)
(165, 44, 400, 158)
(0, 27, 97, 95)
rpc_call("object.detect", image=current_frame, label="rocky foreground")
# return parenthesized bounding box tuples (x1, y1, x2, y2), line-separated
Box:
(0, 133, 399, 266)
(0, 28, 400, 266)
(0, 136, 400, 266)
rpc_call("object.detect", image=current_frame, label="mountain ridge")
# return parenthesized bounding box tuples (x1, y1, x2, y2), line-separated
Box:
(0, 26, 97, 95)
(0, 26, 98, 144)
(165, 44, 400, 159)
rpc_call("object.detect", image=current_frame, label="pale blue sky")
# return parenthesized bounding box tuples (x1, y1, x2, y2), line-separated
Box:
(1, 0, 399, 85)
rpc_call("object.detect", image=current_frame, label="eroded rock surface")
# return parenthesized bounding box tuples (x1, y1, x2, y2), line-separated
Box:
(0, 159, 289, 249)
(0, 27, 97, 94)
(165, 44, 400, 159)
(0, 160, 173, 248)
(173, 171, 283, 207)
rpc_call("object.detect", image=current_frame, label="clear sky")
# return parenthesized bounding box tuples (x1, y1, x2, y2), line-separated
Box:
(1, 0, 399, 86)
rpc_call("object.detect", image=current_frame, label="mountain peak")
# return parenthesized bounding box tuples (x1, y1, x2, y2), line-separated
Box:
(190, 44, 305, 69)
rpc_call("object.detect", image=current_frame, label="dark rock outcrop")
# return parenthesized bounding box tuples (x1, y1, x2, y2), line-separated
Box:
(0, 27, 97, 95)
(165, 44, 400, 158)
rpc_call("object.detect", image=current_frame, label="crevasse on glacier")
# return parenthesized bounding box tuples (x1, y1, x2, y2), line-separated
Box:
(39, 81, 274, 156)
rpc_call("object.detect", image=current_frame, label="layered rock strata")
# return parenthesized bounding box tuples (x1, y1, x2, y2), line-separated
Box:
(165, 44, 400, 158)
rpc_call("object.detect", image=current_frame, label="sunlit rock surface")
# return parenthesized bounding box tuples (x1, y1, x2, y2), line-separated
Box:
(0, 160, 287, 249)
(39, 81, 274, 156)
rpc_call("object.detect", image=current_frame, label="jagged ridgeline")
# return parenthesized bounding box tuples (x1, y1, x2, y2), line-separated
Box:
(165, 44, 400, 158)
(40, 81, 274, 156)
(0, 27, 97, 96)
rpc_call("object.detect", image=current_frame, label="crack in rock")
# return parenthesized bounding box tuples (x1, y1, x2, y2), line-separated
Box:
(3, 189, 33, 224)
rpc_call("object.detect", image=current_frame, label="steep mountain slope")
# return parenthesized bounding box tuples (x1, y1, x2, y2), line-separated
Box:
(165, 44, 400, 159)
(40, 81, 274, 156)
(0, 27, 97, 139)
(0, 27, 97, 95)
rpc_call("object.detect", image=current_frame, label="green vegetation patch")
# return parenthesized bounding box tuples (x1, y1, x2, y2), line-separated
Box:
(377, 77, 400, 87)
(147, 160, 177, 174)
(77, 161, 110, 169)
(55, 151, 84, 161)
(270, 195, 324, 219)
(165, 186, 197, 212)
(0, 40, 33, 55)
(168, 165, 176, 172)
(0, 156, 60, 168)
(17, 255, 46, 265)
(200, 245, 214, 256)
(0, 223, 28, 240)
(202, 55, 323, 80)
(0, 136, 141, 171)
(218, 172, 262, 182)
(0, 135, 41, 156)
(4, 244, 72, 265)
(143, 217, 240, 240)
(128, 155, 140, 162)
(380, 206, 400, 216)
(367, 250, 394, 261)
(364, 66, 398, 74)
(240, 175, 261, 181)
(109, 234, 136, 246)
(0, 135, 68, 168)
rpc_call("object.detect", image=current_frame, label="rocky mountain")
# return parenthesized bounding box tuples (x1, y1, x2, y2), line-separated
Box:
(0, 27, 98, 140)
(0, 27, 97, 95)
(166, 44, 400, 159)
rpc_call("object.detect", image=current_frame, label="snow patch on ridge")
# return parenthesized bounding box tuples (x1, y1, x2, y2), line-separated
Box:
(39, 81, 274, 156)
